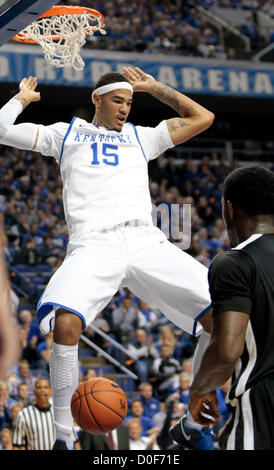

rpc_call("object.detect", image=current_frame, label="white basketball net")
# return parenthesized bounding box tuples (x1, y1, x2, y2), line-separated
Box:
(15, 12, 106, 71)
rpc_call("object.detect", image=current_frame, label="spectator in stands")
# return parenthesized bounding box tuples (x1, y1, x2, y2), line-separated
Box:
(208, 226, 226, 254)
(137, 300, 158, 332)
(13, 383, 32, 408)
(194, 227, 210, 250)
(0, 380, 15, 405)
(82, 368, 97, 382)
(163, 153, 183, 189)
(155, 324, 177, 353)
(182, 160, 199, 188)
(3, 202, 18, 229)
(124, 398, 159, 437)
(197, 196, 217, 227)
(22, 223, 43, 248)
(196, 247, 212, 267)
(170, 372, 191, 410)
(112, 296, 139, 341)
(0, 427, 13, 450)
(262, 1, 274, 18)
(38, 234, 64, 267)
(10, 360, 36, 401)
(214, 217, 228, 239)
(135, 382, 161, 419)
(181, 358, 193, 376)
(127, 417, 160, 450)
(18, 326, 41, 368)
(150, 344, 182, 401)
(0, 381, 15, 428)
(8, 402, 24, 431)
(173, 330, 196, 360)
(19, 174, 32, 197)
(19, 309, 43, 345)
(240, 12, 260, 45)
(185, 8, 200, 28)
(127, 329, 159, 383)
(16, 236, 41, 266)
(213, 154, 232, 180)
(36, 331, 54, 372)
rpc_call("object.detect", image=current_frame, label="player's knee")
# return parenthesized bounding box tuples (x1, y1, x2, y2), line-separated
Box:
(53, 309, 83, 345)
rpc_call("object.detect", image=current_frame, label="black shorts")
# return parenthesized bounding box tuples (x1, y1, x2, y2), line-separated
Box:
(221, 375, 274, 450)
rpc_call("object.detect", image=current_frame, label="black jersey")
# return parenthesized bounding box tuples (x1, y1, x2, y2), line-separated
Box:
(208, 233, 274, 403)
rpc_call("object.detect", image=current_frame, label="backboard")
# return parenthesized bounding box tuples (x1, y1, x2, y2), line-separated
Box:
(0, 0, 57, 47)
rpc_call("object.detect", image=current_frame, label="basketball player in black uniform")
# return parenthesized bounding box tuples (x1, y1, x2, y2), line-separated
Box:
(171, 165, 274, 450)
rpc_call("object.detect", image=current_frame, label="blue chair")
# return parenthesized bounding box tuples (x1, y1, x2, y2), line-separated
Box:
(13, 265, 36, 277)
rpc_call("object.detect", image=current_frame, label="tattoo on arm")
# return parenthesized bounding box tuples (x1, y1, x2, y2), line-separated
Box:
(167, 119, 190, 134)
(17, 97, 28, 108)
(151, 83, 197, 117)
(152, 84, 179, 111)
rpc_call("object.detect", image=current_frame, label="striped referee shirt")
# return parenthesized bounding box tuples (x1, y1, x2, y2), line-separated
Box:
(13, 404, 55, 450)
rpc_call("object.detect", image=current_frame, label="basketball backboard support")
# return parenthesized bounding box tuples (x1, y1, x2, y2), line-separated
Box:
(0, 0, 57, 47)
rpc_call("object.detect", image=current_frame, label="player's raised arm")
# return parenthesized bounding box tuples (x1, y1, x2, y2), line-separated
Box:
(0, 77, 41, 151)
(123, 67, 214, 146)
(14, 76, 41, 109)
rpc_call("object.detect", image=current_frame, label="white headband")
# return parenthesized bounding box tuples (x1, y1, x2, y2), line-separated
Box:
(92, 82, 133, 103)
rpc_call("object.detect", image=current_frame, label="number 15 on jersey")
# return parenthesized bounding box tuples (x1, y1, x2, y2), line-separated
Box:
(91, 143, 119, 166)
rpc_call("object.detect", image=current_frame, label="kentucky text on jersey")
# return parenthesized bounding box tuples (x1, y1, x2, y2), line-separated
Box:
(74, 130, 133, 144)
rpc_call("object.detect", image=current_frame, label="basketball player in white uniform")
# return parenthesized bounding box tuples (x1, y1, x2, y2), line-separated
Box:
(0, 70, 215, 449)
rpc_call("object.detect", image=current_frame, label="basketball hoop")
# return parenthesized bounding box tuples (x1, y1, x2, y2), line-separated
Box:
(12, 5, 107, 71)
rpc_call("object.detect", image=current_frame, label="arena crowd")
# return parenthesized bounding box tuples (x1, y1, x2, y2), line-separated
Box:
(60, 0, 274, 59)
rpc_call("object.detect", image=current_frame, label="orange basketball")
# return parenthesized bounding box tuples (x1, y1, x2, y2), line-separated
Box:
(71, 377, 128, 434)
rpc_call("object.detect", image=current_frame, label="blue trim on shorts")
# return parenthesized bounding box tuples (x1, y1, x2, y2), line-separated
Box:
(192, 304, 212, 337)
(60, 116, 76, 163)
(37, 290, 45, 310)
(127, 122, 148, 162)
(36, 289, 46, 323)
(37, 301, 86, 329)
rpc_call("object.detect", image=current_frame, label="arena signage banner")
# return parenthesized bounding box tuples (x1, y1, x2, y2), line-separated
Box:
(0, 44, 274, 98)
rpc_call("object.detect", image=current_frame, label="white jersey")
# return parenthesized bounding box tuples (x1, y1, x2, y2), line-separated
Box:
(36, 118, 174, 240)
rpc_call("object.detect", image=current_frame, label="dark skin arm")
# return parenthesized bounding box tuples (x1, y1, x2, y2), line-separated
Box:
(189, 310, 249, 426)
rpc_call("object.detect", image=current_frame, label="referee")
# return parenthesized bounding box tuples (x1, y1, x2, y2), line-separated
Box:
(13, 377, 79, 450)
(13, 378, 55, 450)
(187, 166, 274, 450)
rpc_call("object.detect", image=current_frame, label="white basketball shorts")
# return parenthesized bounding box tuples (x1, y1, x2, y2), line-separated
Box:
(37, 225, 211, 337)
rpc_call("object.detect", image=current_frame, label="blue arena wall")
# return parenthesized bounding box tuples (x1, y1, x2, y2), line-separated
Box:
(0, 44, 274, 98)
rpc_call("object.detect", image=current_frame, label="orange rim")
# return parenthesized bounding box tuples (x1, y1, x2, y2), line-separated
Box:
(13, 5, 105, 43)
(39, 5, 105, 22)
